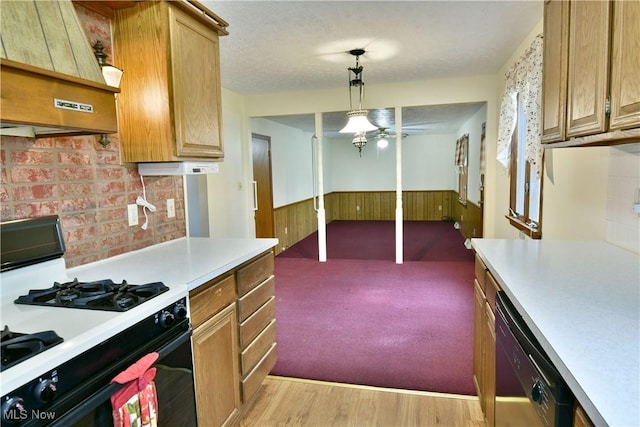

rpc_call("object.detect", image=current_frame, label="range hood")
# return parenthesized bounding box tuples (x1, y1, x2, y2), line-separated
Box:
(0, 0, 119, 138)
(138, 162, 220, 176)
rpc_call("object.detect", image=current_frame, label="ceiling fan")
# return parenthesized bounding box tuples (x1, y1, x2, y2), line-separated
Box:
(372, 127, 407, 148)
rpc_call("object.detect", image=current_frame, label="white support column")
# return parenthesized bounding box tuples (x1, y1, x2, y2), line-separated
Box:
(395, 107, 403, 264)
(315, 112, 327, 262)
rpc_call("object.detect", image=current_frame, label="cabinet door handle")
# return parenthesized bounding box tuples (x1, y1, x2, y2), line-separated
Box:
(252, 181, 258, 211)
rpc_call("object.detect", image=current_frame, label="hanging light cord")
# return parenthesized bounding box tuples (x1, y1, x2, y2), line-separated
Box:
(347, 54, 365, 111)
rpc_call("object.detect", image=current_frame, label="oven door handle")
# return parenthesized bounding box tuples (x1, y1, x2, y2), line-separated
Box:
(49, 329, 192, 427)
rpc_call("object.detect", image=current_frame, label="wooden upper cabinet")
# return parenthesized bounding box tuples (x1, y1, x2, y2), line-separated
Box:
(565, 0, 611, 138)
(113, 1, 227, 163)
(542, 0, 640, 147)
(609, 0, 640, 131)
(541, 0, 569, 143)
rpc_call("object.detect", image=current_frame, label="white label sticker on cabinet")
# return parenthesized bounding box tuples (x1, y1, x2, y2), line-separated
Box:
(54, 98, 94, 113)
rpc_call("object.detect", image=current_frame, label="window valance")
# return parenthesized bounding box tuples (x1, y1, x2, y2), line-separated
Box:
(496, 34, 544, 177)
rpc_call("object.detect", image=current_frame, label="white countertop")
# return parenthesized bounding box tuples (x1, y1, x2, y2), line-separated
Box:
(1, 236, 277, 394)
(68, 236, 278, 291)
(471, 239, 639, 427)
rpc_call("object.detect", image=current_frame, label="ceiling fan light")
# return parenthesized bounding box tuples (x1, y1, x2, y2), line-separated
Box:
(339, 110, 378, 133)
(377, 137, 388, 149)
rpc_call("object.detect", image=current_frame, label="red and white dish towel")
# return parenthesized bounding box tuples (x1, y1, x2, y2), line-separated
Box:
(110, 352, 159, 427)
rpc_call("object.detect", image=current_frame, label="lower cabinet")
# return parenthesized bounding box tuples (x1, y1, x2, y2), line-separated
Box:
(473, 253, 499, 427)
(189, 250, 277, 426)
(236, 253, 277, 403)
(473, 280, 485, 410)
(484, 302, 496, 427)
(192, 303, 241, 427)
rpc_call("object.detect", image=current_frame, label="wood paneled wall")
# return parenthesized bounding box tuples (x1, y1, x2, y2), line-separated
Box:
(273, 191, 461, 254)
(273, 194, 335, 255)
(452, 198, 483, 240)
(331, 191, 455, 221)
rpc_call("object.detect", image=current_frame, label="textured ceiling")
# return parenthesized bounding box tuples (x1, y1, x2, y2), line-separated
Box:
(262, 103, 486, 137)
(203, 0, 542, 135)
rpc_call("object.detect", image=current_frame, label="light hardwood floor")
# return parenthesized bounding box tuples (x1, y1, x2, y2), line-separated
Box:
(240, 376, 486, 427)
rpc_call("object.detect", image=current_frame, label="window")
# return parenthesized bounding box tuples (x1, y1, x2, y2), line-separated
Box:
(509, 95, 542, 238)
(497, 34, 544, 239)
(455, 134, 469, 205)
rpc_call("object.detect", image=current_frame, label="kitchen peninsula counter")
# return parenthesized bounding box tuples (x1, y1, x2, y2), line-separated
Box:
(69, 236, 279, 292)
(471, 239, 639, 427)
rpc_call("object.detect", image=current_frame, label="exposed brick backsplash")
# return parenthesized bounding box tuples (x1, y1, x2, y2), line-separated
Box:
(0, 4, 186, 268)
(1, 135, 186, 267)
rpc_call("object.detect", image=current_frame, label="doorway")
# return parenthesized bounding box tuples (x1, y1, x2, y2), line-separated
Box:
(251, 133, 275, 238)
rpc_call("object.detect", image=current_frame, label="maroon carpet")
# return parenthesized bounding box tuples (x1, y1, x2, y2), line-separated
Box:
(272, 221, 476, 395)
(277, 220, 473, 262)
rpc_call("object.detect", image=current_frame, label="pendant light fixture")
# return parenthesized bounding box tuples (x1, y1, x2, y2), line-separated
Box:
(339, 49, 377, 155)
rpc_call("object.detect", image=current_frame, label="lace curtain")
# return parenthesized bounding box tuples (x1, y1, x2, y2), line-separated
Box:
(496, 34, 544, 177)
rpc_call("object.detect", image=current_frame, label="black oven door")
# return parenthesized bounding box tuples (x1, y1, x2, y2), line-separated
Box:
(50, 328, 197, 427)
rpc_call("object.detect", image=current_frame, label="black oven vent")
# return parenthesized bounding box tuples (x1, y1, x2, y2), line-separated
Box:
(0, 215, 65, 272)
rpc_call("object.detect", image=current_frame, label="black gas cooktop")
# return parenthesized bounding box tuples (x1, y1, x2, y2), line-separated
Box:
(14, 279, 169, 312)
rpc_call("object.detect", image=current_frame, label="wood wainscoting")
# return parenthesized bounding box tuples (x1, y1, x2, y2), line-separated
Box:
(273, 191, 458, 255)
(273, 194, 335, 255)
(331, 190, 455, 221)
(453, 198, 483, 240)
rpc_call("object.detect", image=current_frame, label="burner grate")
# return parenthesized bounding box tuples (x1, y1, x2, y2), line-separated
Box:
(15, 279, 169, 312)
(0, 326, 63, 371)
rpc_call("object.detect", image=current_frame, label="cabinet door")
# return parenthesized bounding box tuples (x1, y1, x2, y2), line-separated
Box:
(542, 0, 569, 143)
(192, 303, 240, 427)
(169, 5, 223, 159)
(484, 303, 496, 427)
(609, 0, 640, 131)
(566, 0, 611, 138)
(473, 280, 485, 410)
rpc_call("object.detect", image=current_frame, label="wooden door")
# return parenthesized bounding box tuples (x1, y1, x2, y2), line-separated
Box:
(609, 0, 640, 131)
(566, 0, 611, 138)
(252, 134, 274, 238)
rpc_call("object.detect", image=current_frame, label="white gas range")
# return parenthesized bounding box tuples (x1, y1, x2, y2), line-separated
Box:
(0, 216, 193, 426)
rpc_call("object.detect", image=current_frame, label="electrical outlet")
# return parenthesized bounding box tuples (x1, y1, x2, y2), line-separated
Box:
(438, 205, 442, 211)
(284, 227, 288, 235)
(356, 205, 360, 211)
(167, 198, 175, 218)
(127, 204, 138, 226)
(461, 214, 464, 221)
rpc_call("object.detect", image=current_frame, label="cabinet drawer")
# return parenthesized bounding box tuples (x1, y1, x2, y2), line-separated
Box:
(190, 274, 236, 328)
(239, 297, 275, 348)
(238, 276, 275, 322)
(237, 252, 274, 296)
(485, 272, 501, 311)
(474, 254, 487, 292)
(241, 319, 276, 376)
(241, 343, 277, 403)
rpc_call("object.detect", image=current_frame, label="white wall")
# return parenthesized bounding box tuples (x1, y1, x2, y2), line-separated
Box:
(205, 88, 253, 238)
(606, 143, 640, 253)
(250, 118, 316, 208)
